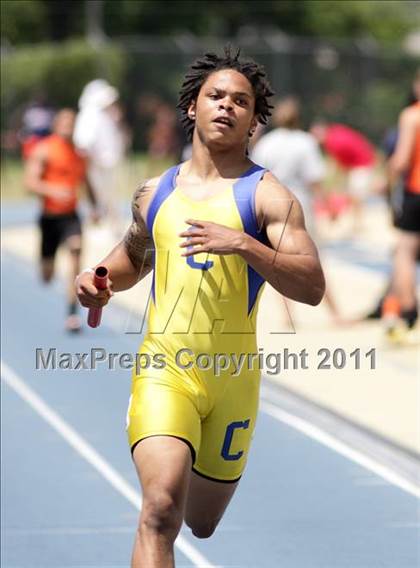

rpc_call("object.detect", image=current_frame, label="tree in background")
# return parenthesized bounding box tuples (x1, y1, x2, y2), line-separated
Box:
(1, 0, 418, 46)
(1, 0, 419, 153)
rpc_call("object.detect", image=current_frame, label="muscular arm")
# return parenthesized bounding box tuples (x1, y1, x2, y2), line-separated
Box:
(240, 175, 325, 305)
(180, 173, 325, 306)
(92, 181, 155, 292)
(76, 179, 157, 309)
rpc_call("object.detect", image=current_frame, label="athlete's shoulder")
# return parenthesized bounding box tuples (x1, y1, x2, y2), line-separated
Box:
(256, 168, 304, 225)
(138, 175, 162, 193)
(132, 161, 185, 220)
(258, 169, 293, 198)
(131, 175, 161, 216)
(29, 136, 53, 161)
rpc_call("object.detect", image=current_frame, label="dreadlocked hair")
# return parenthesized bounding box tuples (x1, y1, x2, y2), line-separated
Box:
(177, 45, 275, 141)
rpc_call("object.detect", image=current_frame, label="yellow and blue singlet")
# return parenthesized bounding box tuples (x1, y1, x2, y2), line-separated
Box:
(127, 163, 268, 481)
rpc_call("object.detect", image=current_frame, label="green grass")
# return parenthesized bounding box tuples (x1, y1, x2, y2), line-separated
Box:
(1, 151, 386, 203)
(0, 153, 175, 203)
(1, 157, 26, 201)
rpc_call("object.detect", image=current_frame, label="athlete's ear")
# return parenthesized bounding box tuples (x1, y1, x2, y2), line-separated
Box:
(187, 101, 197, 120)
(249, 117, 258, 137)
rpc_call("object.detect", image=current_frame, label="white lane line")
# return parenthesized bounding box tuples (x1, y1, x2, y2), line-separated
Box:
(260, 400, 420, 499)
(1, 360, 218, 568)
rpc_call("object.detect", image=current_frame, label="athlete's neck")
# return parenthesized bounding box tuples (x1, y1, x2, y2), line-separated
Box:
(186, 136, 252, 181)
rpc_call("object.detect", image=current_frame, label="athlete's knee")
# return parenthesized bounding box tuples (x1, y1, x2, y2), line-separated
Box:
(69, 246, 82, 258)
(140, 491, 183, 538)
(41, 261, 54, 282)
(187, 519, 218, 539)
(42, 271, 53, 283)
(396, 233, 419, 257)
(66, 235, 82, 256)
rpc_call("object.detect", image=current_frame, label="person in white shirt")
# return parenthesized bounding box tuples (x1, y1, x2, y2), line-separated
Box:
(251, 96, 324, 237)
(252, 96, 342, 323)
(74, 79, 128, 234)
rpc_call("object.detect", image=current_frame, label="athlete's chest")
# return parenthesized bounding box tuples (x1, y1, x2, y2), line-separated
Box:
(46, 143, 85, 182)
(152, 188, 243, 247)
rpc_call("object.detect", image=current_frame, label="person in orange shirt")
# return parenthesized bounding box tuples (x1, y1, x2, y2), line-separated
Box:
(24, 108, 99, 332)
(386, 70, 420, 336)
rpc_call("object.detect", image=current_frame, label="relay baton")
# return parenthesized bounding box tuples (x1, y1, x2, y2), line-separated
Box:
(87, 266, 109, 328)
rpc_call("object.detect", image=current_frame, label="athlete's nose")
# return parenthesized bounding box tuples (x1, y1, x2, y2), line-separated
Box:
(219, 99, 233, 112)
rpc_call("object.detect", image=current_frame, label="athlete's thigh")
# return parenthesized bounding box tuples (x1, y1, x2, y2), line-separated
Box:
(397, 229, 420, 252)
(193, 371, 260, 483)
(184, 469, 239, 530)
(65, 234, 82, 254)
(133, 436, 193, 506)
(183, 373, 259, 534)
(39, 215, 60, 260)
(62, 215, 82, 253)
(395, 191, 420, 234)
(41, 257, 55, 282)
(127, 376, 202, 463)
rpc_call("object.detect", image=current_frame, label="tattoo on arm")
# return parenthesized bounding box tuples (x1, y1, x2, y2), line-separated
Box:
(123, 181, 154, 275)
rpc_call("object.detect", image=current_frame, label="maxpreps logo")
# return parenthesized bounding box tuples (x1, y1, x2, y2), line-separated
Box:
(35, 348, 165, 373)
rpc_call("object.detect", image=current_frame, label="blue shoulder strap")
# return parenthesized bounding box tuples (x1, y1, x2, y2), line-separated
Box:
(232, 164, 267, 315)
(232, 164, 266, 241)
(147, 162, 267, 314)
(146, 164, 181, 234)
(146, 164, 180, 305)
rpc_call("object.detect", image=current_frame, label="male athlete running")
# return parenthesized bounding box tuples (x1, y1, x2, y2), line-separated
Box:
(76, 47, 325, 568)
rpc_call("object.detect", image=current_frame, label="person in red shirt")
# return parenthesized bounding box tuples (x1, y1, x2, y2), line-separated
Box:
(310, 120, 376, 232)
(24, 108, 99, 332)
(385, 70, 420, 338)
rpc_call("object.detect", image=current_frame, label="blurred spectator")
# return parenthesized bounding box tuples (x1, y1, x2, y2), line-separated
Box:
(252, 97, 324, 236)
(24, 109, 99, 332)
(384, 70, 420, 339)
(248, 122, 267, 152)
(310, 119, 376, 233)
(74, 79, 129, 234)
(359, 127, 398, 321)
(252, 96, 342, 324)
(144, 101, 181, 176)
(148, 103, 179, 157)
(361, 79, 420, 324)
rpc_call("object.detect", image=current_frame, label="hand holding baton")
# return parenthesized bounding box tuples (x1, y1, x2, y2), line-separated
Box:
(87, 266, 109, 328)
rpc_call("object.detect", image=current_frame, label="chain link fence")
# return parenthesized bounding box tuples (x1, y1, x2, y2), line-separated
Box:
(2, 33, 418, 154)
(120, 34, 418, 148)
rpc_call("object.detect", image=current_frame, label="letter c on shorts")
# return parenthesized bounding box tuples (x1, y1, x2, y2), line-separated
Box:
(221, 419, 250, 461)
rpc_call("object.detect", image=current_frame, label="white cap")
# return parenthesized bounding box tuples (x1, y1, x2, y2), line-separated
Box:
(78, 79, 119, 110)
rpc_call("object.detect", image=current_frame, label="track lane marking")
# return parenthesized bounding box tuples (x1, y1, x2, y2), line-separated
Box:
(260, 399, 420, 499)
(1, 360, 218, 568)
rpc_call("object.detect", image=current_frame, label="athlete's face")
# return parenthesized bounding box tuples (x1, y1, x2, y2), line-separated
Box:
(53, 110, 76, 140)
(189, 69, 258, 148)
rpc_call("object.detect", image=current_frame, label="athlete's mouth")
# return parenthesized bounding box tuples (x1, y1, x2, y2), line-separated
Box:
(213, 116, 234, 128)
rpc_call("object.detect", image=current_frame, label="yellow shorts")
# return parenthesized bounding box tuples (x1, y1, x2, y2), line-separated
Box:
(126, 364, 261, 482)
